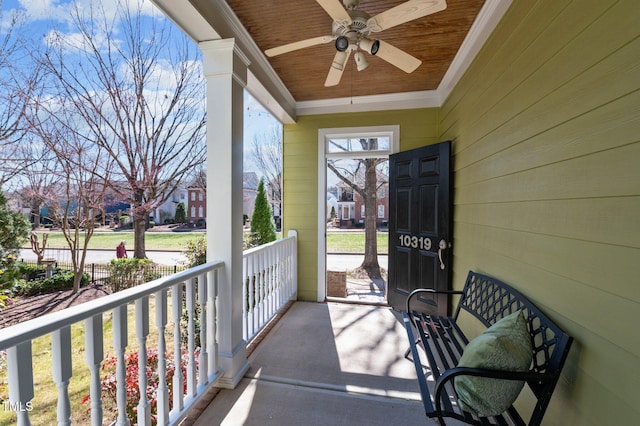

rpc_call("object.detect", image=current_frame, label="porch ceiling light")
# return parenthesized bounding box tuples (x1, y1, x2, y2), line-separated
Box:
(335, 35, 350, 52)
(354, 51, 369, 71)
(359, 38, 380, 55)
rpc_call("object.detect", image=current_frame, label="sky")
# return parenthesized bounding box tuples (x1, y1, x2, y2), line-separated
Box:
(0, 0, 282, 178)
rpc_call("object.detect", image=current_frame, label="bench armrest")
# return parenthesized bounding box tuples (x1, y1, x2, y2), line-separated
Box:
(434, 367, 554, 415)
(406, 288, 464, 322)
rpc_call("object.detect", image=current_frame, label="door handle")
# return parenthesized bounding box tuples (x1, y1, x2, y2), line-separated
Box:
(438, 239, 451, 270)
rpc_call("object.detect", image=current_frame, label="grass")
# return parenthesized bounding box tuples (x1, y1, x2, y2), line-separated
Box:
(0, 297, 169, 425)
(26, 230, 203, 251)
(326, 231, 388, 254)
(28, 229, 389, 253)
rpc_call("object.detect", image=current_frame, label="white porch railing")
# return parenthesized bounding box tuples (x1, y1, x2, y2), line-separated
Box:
(0, 231, 298, 425)
(242, 230, 297, 342)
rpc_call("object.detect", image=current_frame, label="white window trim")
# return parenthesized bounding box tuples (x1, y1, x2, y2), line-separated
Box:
(317, 125, 399, 302)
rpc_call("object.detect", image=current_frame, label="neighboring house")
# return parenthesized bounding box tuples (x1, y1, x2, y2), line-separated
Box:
(153, 184, 188, 225)
(187, 171, 206, 225)
(326, 192, 338, 223)
(183, 171, 264, 226)
(242, 172, 259, 220)
(5, 192, 31, 218)
(266, 173, 282, 229)
(334, 171, 389, 228)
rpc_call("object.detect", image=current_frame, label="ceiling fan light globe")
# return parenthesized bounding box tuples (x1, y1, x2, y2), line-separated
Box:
(360, 38, 380, 55)
(354, 51, 369, 71)
(335, 36, 350, 52)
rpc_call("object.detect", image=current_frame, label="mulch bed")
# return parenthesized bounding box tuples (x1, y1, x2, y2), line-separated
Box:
(0, 284, 112, 329)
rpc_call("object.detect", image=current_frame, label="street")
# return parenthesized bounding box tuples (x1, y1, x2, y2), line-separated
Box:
(19, 249, 387, 271)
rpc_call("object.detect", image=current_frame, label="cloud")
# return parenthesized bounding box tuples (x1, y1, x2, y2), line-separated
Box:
(7, 0, 160, 26)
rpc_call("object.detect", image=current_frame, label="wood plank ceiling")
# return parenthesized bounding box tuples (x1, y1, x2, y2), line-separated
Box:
(221, 0, 485, 102)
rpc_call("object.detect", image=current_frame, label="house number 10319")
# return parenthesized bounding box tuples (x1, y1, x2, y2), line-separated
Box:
(398, 235, 432, 251)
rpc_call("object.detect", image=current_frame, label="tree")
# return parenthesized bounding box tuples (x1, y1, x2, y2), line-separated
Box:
(39, 0, 206, 259)
(25, 100, 114, 293)
(250, 126, 282, 217)
(250, 178, 276, 246)
(175, 202, 186, 223)
(0, 189, 30, 259)
(327, 138, 388, 278)
(0, 7, 44, 187)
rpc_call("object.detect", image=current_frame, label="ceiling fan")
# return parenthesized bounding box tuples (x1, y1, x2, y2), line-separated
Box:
(265, 0, 447, 87)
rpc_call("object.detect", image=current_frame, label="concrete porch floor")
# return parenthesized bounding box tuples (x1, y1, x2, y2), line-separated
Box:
(190, 301, 459, 426)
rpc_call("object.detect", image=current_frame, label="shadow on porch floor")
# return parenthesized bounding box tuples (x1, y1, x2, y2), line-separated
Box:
(188, 302, 464, 426)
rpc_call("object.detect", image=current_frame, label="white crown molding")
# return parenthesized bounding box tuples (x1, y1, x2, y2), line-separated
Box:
(297, 90, 442, 116)
(436, 0, 513, 104)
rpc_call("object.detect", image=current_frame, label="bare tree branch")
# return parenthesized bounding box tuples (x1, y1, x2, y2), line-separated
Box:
(38, 0, 206, 258)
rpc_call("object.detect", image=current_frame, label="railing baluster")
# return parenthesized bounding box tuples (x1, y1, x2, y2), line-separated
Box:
(52, 325, 72, 426)
(113, 304, 130, 426)
(248, 253, 256, 338)
(198, 272, 208, 387)
(155, 289, 169, 425)
(171, 282, 184, 415)
(2, 237, 297, 425)
(85, 314, 104, 426)
(242, 254, 249, 340)
(207, 268, 218, 380)
(136, 297, 151, 426)
(185, 278, 196, 399)
(257, 250, 264, 329)
(7, 341, 33, 426)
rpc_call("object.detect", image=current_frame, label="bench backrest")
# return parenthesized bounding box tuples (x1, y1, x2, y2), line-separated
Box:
(453, 271, 573, 423)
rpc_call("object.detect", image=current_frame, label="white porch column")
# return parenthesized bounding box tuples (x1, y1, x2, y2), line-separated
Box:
(201, 38, 250, 388)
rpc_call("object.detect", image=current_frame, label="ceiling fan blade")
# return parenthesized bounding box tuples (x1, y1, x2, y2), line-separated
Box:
(316, 0, 352, 25)
(367, 0, 447, 32)
(325, 50, 352, 87)
(265, 35, 333, 57)
(375, 40, 422, 73)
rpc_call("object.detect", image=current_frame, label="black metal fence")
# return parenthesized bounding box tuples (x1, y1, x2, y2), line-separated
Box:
(19, 259, 184, 285)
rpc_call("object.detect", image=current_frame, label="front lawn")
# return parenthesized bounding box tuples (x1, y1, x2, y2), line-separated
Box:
(25, 231, 201, 251)
(326, 231, 388, 254)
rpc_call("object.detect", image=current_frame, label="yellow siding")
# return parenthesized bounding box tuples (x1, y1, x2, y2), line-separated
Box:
(282, 109, 439, 300)
(281, 0, 639, 422)
(441, 0, 640, 424)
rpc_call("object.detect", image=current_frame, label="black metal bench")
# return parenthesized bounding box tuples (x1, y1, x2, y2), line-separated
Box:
(403, 271, 573, 425)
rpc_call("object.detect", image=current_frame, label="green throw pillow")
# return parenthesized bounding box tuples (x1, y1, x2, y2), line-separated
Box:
(454, 310, 533, 417)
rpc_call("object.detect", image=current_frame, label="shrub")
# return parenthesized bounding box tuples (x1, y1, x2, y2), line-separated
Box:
(0, 350, 7, 403)
(108, 258, 161, 292)
(17, 263, 46, 281)
(181, 237, 207, 347)
(0, 254, 22, 290)
(174, 202, 186, 224)
(0, 189, 30, 259)
(14, 271, 89, 296)
(182, 236, 206, 268)
(250, 178, 276, 246)
(86, 348, 193, 425)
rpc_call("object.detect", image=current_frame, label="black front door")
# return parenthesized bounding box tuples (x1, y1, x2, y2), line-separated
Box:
(387, 141, 452, 314)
